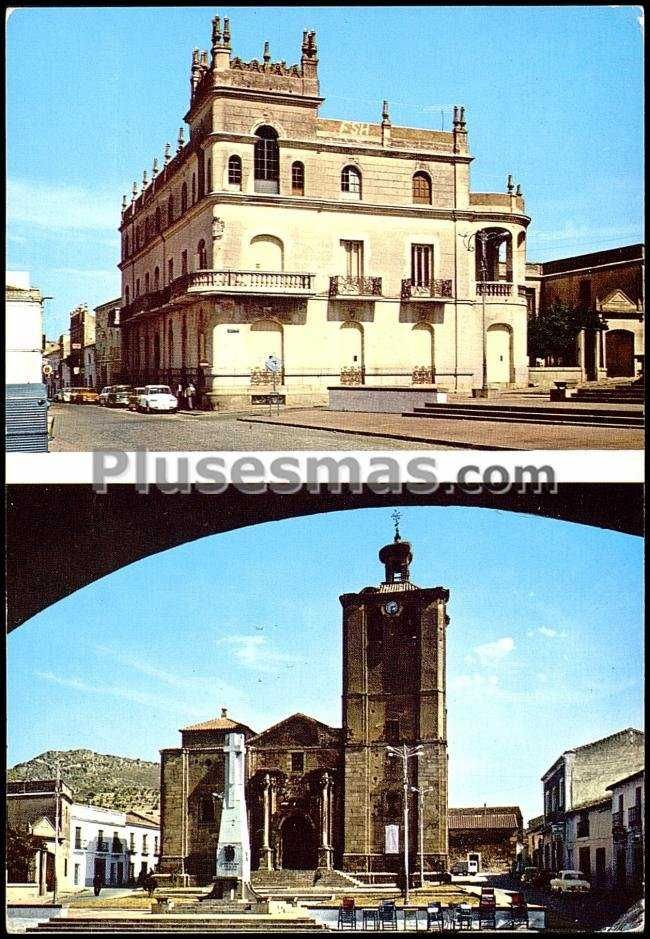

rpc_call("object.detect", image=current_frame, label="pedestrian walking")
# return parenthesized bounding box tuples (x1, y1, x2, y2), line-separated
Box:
(185, 381, 196, 410)
(93, 871, 103, 897)
(175, 382, 184, 410)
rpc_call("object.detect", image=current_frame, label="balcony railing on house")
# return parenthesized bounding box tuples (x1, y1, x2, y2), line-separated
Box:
(401, 279, 453, 301)
(96, 841, 109, 853)
(628, 805, 642, 829)
(612, 811, 625, 834)
(476, 281, 513, 297)
(187, 270, 315, 294)
(329, 276, 382, 298)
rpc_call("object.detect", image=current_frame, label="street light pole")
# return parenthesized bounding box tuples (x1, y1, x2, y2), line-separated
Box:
(412, 784, 436, 887)
(53, 764, 60, 906)
(387, 744, 423, 904)
(460, 229, 504, 396)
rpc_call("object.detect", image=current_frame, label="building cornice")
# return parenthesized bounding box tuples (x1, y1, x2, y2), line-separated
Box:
(185, 86, 325, 123)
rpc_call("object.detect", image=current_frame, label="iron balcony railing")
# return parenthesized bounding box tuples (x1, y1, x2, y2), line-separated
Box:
(628, 806, 642, 829)
(401, 279, 453, 300)
(476, 281, 513, 297)
(329, 275, 382, 298)
(612, 811, 625, 831)
(96, 841, 109, 853)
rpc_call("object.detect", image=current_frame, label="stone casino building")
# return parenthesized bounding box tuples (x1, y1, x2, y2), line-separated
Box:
(159, 529, 450, 882)
(118, 14, 531, 408)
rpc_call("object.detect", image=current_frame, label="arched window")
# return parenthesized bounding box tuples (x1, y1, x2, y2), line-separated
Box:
(168, 325, 174, 367)
(125, 285, 130, 306)
(254, 126, 279, 193)
(191, 173, 196, 204)
(168, 194, 174, 224)
(197, 239, 207, 269)
(181, 182, 188, 213)
(144, 272, 150, 293)
(154, 266, 160, 290)
(123, 234, 129, 259)
(412, 172, 432, 205)
(341, 165, 362, 199)
(291, 161, 305, 196)
(228, 155, 242, 188)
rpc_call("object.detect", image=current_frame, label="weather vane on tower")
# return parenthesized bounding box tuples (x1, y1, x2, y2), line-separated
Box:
(391, 509, 402, 542)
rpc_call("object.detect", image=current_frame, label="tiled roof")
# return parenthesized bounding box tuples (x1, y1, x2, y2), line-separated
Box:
(449, 806, 522, 830)
(126, 810, 160, 828)
(181, 716, 243, 732)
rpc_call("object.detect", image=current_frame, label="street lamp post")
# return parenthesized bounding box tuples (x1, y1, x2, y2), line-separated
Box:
(411, 784, 436, 887)
(386, 744, 423, 904)
(460, 229, 505, 396)
(52, 764, 60, 906)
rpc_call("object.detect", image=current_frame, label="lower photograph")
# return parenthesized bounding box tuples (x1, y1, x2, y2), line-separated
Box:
(6, 485, 644, 934)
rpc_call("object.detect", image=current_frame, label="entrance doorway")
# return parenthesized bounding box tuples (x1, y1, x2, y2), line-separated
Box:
(486, 324, 512, 384)
(94, 858, 106, 885)
(606, 329, 635, 378)
(280, 815, 318, 869)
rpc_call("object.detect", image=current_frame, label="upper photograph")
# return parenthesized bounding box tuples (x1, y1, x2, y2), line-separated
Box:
(6, 6, 644, 452)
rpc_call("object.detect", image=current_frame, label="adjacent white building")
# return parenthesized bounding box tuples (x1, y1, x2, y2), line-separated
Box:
(607, 768, 644, 892)
(6, 272, 45, 387)
(564, 797, 613, 888)
(68, 803, 160, 889)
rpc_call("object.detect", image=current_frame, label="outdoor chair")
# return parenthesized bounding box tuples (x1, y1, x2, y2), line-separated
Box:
(478, 891, 497, 929)
(377, 900, 398, 930)
(453, 902, 474, 930)
(508, 892, 529, 928)
(426, 903, 444, 931)
(338, 896, 357, 930)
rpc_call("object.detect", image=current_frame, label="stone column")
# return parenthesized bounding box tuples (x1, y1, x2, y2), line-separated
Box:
(577, 329, 586, 380)
(259, 774, 274, 871)
(318, 772, 334, 869)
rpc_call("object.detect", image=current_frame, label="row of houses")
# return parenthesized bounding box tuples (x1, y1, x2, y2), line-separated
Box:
(6, 779, 160, 900)
(524, 728, 644, 893)
(43, 298, 122, 397)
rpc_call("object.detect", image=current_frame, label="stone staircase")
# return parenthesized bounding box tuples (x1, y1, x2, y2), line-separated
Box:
(28, 914, 326, 933)
(573, 378, 645, 405)
(404, 400, 643, 429)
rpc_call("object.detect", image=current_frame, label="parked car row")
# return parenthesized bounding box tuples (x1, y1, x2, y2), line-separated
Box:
(518, 866, 591, 893)
(53, 384, 178, 414)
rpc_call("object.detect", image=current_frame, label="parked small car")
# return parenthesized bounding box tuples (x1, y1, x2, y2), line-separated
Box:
(108, 385, 132, 407)
(98, 386, 112, 406)
(137, 385, 178, 414)
(550, 870, 591, 894)
(70, 386, 97, 404)
(451, 861, 468, 876)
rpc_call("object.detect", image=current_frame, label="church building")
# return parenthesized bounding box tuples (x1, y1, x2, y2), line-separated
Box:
(159, 525, 450, 883)
(119, 13, 531, 408)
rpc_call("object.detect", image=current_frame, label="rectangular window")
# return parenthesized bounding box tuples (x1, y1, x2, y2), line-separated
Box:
(142, 834, 148, 854)
(635, 786, 642, 806)
(135, 279, 140, 297)
(578, 846, 591, 877)
(341, 240, 364, 279)
(168, 259, 174, 283)
(578, 279, 592, 305)
(291, 752, 305, 773)
(144, 273, 150, 293)
(411, 244, 434, 286)
(154, 836, 159, 854)
(75, 827, 82, 849)
(130, 833, 135, 852)
(64, 859, 68, 877)
(74, 864, 80, 885)
(181, 250, 188, 275)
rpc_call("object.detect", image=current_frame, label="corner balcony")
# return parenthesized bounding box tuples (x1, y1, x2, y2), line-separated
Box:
(476, 281, 513, 297)
(401, 279, 453, 301)
(187, 270, 316, 296)
(329, 276, 382, 299)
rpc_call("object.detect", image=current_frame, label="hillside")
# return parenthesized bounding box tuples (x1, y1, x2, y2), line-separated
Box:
(8, 749, 160, 815)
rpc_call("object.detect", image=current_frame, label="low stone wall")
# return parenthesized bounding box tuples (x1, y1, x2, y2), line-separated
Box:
(6, 882, 41, 902)
(528, 367, 583, 389)
(328, 386, 447, 413)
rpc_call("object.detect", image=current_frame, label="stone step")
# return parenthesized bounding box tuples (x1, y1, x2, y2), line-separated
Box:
(406, 403, 643, 428)
(28, 917, 326, 932)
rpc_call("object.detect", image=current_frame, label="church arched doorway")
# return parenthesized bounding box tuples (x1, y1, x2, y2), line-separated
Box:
(279, 814, 318, 870)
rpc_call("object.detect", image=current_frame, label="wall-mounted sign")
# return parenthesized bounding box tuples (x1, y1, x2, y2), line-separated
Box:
(385, 824, 399, 854)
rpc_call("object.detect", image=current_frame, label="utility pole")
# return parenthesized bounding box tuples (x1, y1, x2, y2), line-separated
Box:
(459, 229, 506, 395)
(386, 744, 423, 904)
(53, 765, 60, 905)
(412, 784, 436, 887)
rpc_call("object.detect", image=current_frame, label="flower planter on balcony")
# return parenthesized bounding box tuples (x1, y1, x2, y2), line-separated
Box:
(329, 276, 382, 299)
(401, 279, 453, 301)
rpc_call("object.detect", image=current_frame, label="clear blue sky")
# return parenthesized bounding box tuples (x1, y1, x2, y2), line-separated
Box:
(8, 506, 643, 824)
(6, 6, 644, 338)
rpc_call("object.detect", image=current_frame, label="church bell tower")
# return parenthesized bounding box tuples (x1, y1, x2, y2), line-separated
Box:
(340, 514, 449, 874)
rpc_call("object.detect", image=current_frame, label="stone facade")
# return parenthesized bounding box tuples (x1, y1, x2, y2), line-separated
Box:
(94, 297, 123, 389)
(448, 806, 523, 872)
(158, 531, 449, 883)
(526, 243, 644, 382)
(119, 14, 530, 408)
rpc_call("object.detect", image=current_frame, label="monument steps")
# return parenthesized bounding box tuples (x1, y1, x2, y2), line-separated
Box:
(405, 401, 644, 428)
(28, 916, 326, 933)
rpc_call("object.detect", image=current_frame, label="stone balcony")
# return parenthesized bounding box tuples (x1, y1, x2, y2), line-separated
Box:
(476, 281, 513, 297)
(329, 275, 382, 299)
(187, 270, 316, 295)
(400, 279, 453, 301)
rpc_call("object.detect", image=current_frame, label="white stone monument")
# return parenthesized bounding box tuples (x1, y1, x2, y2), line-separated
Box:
(214, 732, 251, 895)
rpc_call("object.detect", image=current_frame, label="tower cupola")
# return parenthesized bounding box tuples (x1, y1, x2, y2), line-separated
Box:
(378, 510, 413, 583)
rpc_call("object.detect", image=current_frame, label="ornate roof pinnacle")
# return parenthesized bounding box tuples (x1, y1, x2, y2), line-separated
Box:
(263, 41, 271, 63)
(507, 174, 515, 194)
(164, 143, 171, 164)
(177, 127, 185, 153)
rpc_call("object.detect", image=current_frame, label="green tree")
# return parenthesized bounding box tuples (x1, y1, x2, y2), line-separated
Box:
(6, 827, 40, 882)
(529, 300, 603, 366)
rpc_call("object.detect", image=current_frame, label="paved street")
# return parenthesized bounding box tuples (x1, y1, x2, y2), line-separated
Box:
(48, 404, 443, 451)
(486, 873, 636, 932)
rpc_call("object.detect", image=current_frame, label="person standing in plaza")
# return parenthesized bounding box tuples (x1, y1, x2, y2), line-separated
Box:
(175, 382, 184, 410)
(185, 381, 196, 410)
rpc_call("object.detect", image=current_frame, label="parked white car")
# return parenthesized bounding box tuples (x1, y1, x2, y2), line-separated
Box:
(136, 385, 178, 414)
(550, 870, 591, 894)
(98, 386, 112, 406)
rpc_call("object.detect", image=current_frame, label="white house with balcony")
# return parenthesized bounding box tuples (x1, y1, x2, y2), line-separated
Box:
(68, 803, 160, 890)
(607, 768, 644, 893)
